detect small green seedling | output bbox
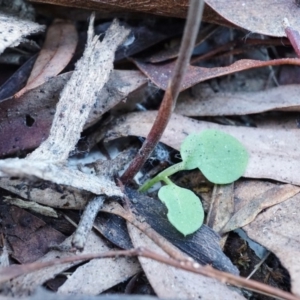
[139,129,249,236]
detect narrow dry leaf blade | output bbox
[0,12,44,55]
[206,184,234,235]
[127,223,245,300]
[0,177,90,209]
[134,58,300,92]
[222,184,300,233]
[105,111,300,185]
[175,84,300,116]
[206,0,300,37]
[4,196,58,218]
[15,19,78,97]
[28,18,130,162]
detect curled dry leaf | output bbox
[15,19,78,97]
[0,11,45,55]
[134,58,300,91]
[105,111,300,185]
[240,185,300,296]
[221,183,300,234]
[206,0,300,37]
[176,84,300,116]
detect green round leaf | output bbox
[180,129,249,184]
[158,184,204,236]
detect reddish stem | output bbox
[121,0,204,183]
[283,18,300,58]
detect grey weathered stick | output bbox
[121,0,204,183]
[72,196,105,250]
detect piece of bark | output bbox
[0,11,44,55]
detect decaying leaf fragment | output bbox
[0,11,44,55]
[15,19,78,97]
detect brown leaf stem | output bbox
[121,0,204,183]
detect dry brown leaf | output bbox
[127,223,245,300]
[15,19,78,97]
[4,196,58,218]
[58,251,140,295]
[0,69,146,157]
[222,183,300,234]
[134,58,300,92]
[0,177,90,209]
[0,11,44,55]
[29,0,189,18]
[105,111,300,185]
[206,184,234,245]
[175,84,300,116]
[242,191,300,296]
[206,0,300,37]
[4,231,139,296]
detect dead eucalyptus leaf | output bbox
[3,231,139,296]
[205,0,300,37]
[4,196,58,218]
[175,84,300,116]
[105,111,300,185]
[243,192,300,296]
[0,177,90,209]
[222,183,300,234]
[0,69,146,157]
[127,223,245,300]
[29,0,189,18]
[134,58,300,92]
[206,184,234,243]
[0,11,44,55]
[15,19,78,97]
[58,251,140,295]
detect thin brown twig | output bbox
[121,0,204,183]
[283,18,300,58]
[1,247,298,300]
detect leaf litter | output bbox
[2,1,300,299]
[15,19,78,97]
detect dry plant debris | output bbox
[15,19,78,97]
[0,11,44,55]
[2,0,300,299]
